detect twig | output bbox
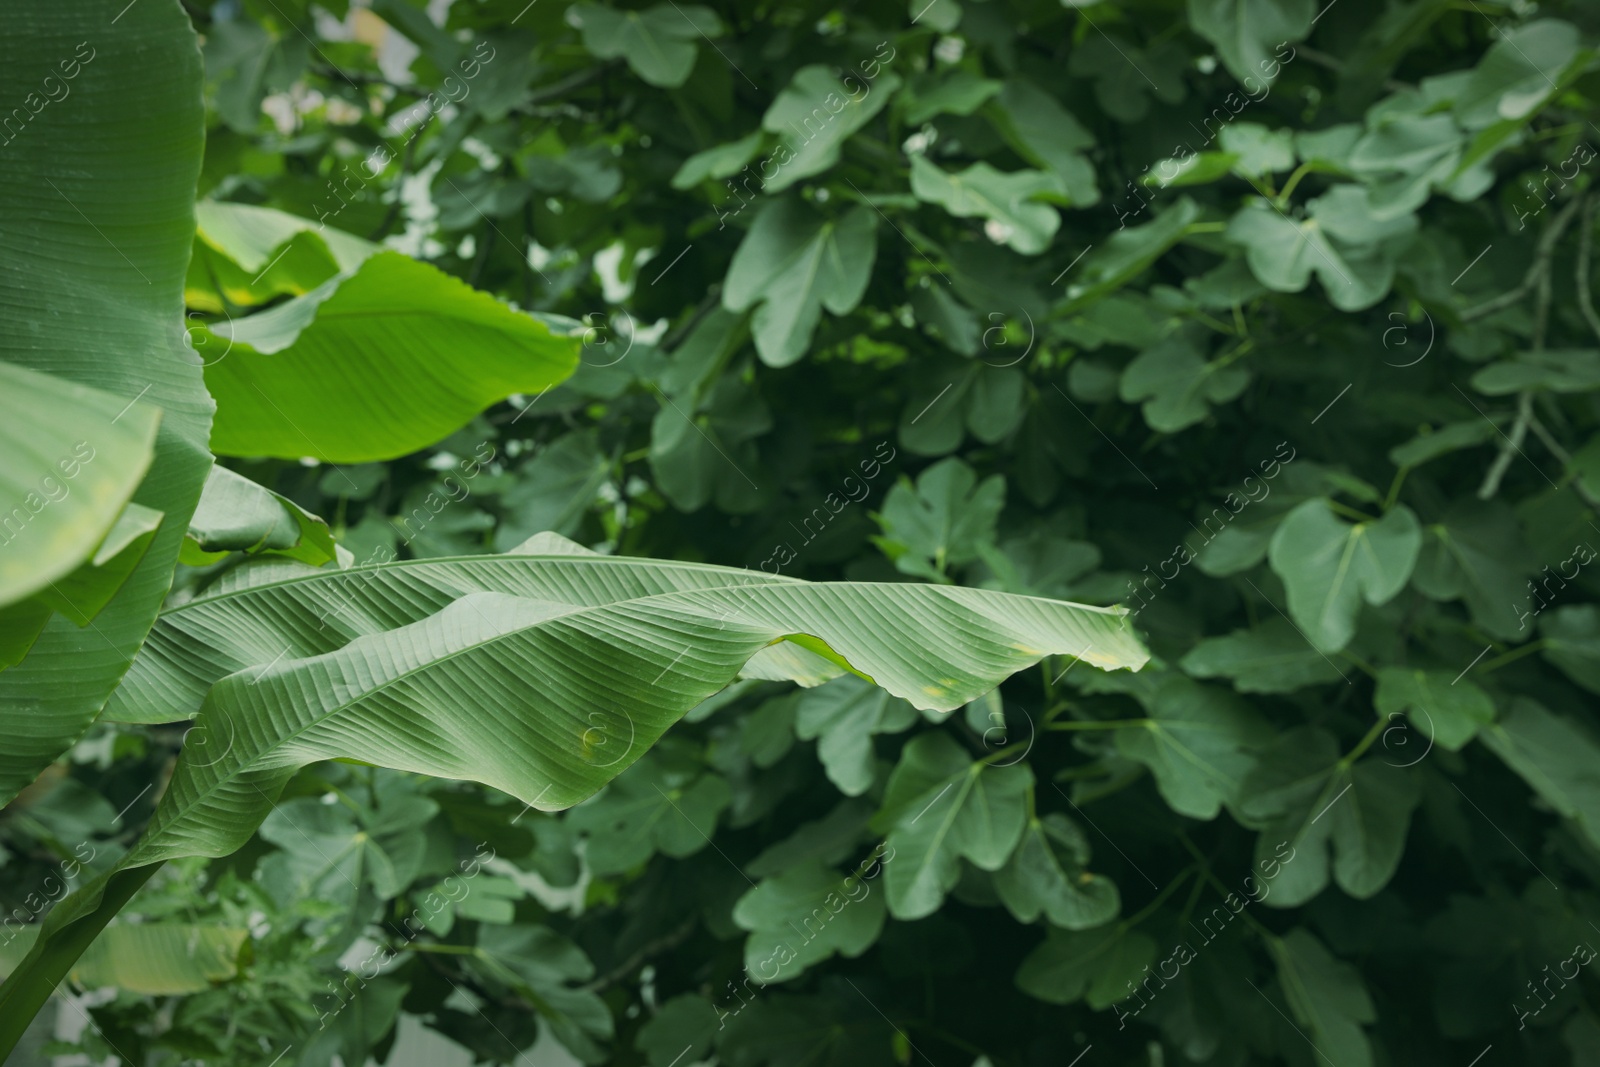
[1528,413,1600,517]
[582,914,698,993]
[520,63,617,110]
[1478,391,1533,500]
[1461,196,1584,322]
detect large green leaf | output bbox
[0,0,213,805]
[1111,675,1273,820]
[204,251,581,462]
[109,539,1146,726]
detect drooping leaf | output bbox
[205,250,581,462]
[185,465,336,565]
[1480,699,1600,853]
[909,157,1062,255]
[1180,619,1346,693]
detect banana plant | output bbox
[0,0,1150,1055]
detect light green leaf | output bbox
[722,200,877,367]
[1218,122,1296,178]
[732,863,888,981]
[902,69,1001,125]
[1186,0,1312,85]
[874,457,1005,580]
[1015,924,1157,1009]
[568,3,723,88]
[876,732,1032,919]
[1232,184,1417,306]
[205,251,581,462]
[0,364,160,610]
[0,0,214,804]
[993,813,1120,929]
[1119,332,1250,433]
[1268,499,1421,652]
[761,66,901,192]
[0,924,246,995]
[1180,620,1345,693]
[671,131,765,189]
[794,676,919,796]
[190,199,375,310]
[1374,668,1496,752]
[1270,929,1376,1067]
[1113,675,1272,819]
[1452,19,1583,130]
[185,465,336,566]
[910,156,1062,255]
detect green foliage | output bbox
[10,0,1600,1065]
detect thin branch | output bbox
[1528,413,1600,517]
[1478,391,1533,500]
[521,62,618,109]
[582,914,698,993]
[1461,195,1584,323]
